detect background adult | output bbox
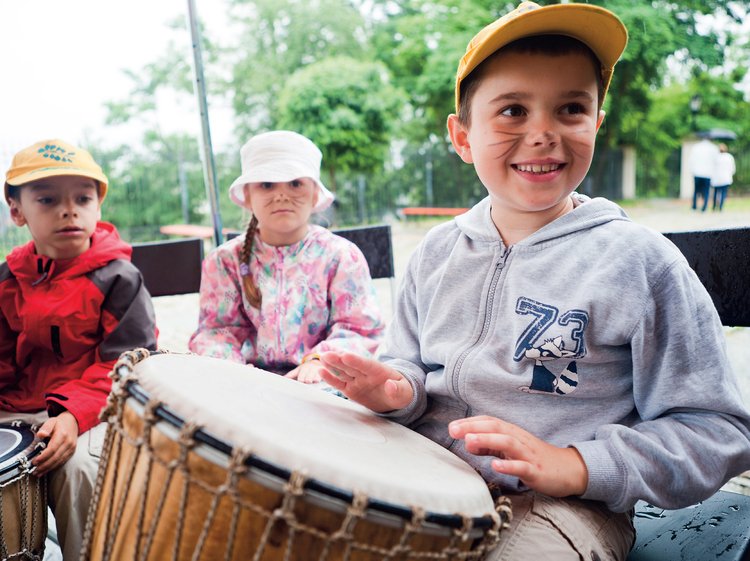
[690,136,720,212]
[712,143,736,211]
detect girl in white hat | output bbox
[189,131,384,383]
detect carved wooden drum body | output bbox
[0,422,47,561]
[83,351,510,561]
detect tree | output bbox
[226,0,369,138]
[276,57,404,192]
[97,0,750,230]
[88,134,214,241]
[368,0,750,198]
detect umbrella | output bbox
[699,128,738,141]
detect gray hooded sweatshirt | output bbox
[382,195,750,513]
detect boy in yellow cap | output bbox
[1,139,157,560]
[320,2,750,558]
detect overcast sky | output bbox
[0,0,230,172]
[2,1,748,176]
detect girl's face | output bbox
[243,178,319,246]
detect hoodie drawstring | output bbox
[31,258,52,286]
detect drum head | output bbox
[130,354,495,519]
[0,424,39,481]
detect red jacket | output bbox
[0,222,157,433]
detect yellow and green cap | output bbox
[4,139,109,203]
[455,1,628,112]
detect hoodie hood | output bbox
[455,194,631,247]
[6,221,131,285]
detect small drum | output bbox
[0,422,47,561]
[83,350,511,561]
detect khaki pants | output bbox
[0,410,105,561]
[487,492,635,561]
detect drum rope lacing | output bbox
[0,435,47,561]
[81,349,512,560]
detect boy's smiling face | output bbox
[449,49,604,240]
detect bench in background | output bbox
[136,225,395,308]
[131,237,204,297]
[401,207,468,217]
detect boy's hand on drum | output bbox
[33,411,79,476]
[285,360,325,384]
[449,415,589,498]
[319,351,413,412]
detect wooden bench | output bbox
[401,207,469,217]
[627,226,750,561]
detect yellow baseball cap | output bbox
[4,139,109,203]
[455,1,628,112]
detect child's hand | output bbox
[285,360,325,384]
[319,351,413,413]
[449,415,589,498]
[32,411,79,476]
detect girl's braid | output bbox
[239,215,262,308]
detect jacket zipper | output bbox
[31,258,52,286]
[451,246,512,401]
[50,325,63,357]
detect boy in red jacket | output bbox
[1,139,157,560]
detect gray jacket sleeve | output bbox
[575,259,750,511]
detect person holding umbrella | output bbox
[689,134,720,212]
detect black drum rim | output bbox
[124,378,497,532]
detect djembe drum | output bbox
[0,422,47,561]
[82,350,511,561]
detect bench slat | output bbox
[664,227,750,327]
[628,490,750,561]
[131,238,204,297]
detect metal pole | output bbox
[186,0,223,245]
[425,145,434,207]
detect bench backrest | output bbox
[330,225,395,280]
[131,237,204,297]
[663,227,750,327]
[133,224,395,297]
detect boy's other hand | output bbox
[319,351,413,412]
[32,411,79,476]
[449,415,588,498]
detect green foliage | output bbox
[276,57,404,190]
[368,1,492,138]
[84,134,243,242]
[90,0,750,233]
[227,0,368,138]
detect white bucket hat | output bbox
[228,130,335,213]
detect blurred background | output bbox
[1,0,749,254]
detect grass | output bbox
[724,195,750,211]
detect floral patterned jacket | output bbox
[188,225,384,371]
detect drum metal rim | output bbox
[0,423,44,483]
[125,379,497,535]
